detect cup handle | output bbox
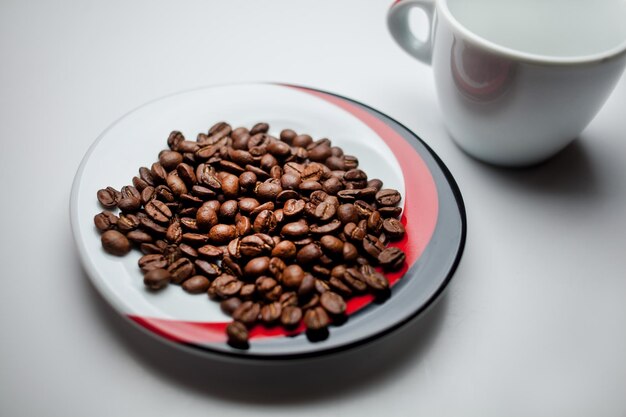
[387,0,435,65]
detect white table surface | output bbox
[2,1,625,416]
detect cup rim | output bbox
[437,0,626,65]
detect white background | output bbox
[1,1,625,416]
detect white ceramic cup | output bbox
[388,0,626,166]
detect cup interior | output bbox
[445,0,626,59]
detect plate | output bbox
[70,83,466,359]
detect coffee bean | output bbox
[97,188,119,208]
[296,243,322,265]
[252,209,277,234]
[144,269,171,290]
[271,240,296,259]
[212,274,243,298]
[382,217,405,240]
[159,150,183,171]
[304,306,329,330]
[101,230,131,256]
[194,259,221,279]
[343,242,359,262]
[239,233,274,257]
[209,224,236,245]
[314,201,336,222]
[182,232,209,246]
[179,243,198,258]
[255,181,282,200]
[283,199,305,217]
[182,275,210,293]
[320,235,344,257]
[198,244,222,259]
[166,220,183,244]
[309,219,342,235]
[281,221,309,239]
[360,264,389,291]
[337,204,359,224]
[260,302,282,324]
[376,189,402,207]
[226,321,249,345]
[219,200,239,220]
[145,200,172,223]
[221,173,239,199]
[378,247,406,270]
[329,276,353,296]
[94,211,118,232]
[320,291,346,315]
[138,253,168,272]
[280,264,304,288]
[281,305,302,327]
[363,234,385,259]
[168,258,195,284]
[233,301,260,325]
[243,256,270,278]
[127,230,153,244]
[342,268,368,292]
[220,298,242,315]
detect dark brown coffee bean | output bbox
[165,219,182,244]
[117,196,141,213]
[281,264,304,288]
[218,200,238,220]
[227,238,241,259]
[376,189,402,207]
[318,235,344,257]
[243,256,270,278]
[167,130,185,150]
[296,243,322,265]
[144,269,171,290]
[151,162,167,184]
[280,172,301,190]
[382,217,405,240]
[226,321,249,345]
[178,243,198,258]
[194,260,221,278]
[309,219,342,235]
[291,133,312,147]
[127,230,153,244]
[367,211,383,234]
[354,200,375,218]
[279,129,297,143]
[320,291,346,315]
[325,156,345,171]
[344,222,366,241]
[283,199,305,217]
[212,274,243,298]
[342,267,368,292]
[281,221,309,239]
[343,242,359,262]
[181,233,208,246]
[360,264,389,291]
[144,200,172,223]
[237,172,256,192]
[267,140,291,157]
[138,253,168,272]
[176,163,197,185]
[363,234,385,259]
[239,234,274,257]
[154,185,175,203]
[249,201,274,217]
[337,204,359,224]
[159,150,183,171]
[378,247,406,270]
[139,242,162,255]
[166,171,187,196]
[253,210,277,234]
[304,306,329,330]
[301,163,324,182]
[255,181,282,201]
[182,275,210,294]
[248,133,271,150]
[94,211,118,232]
[97,188,119,208]
[140,186,156,205]
[322,177,343,195]
[314,201,336,222]
[168,258,195,284]
[281,305,302,327]
[220,298,242,315]
[132,176,149,192]
[299,180,322,192]
[221,173,240,199]
[232,301,260,325]
[139,216,167,235]
[237,198,259,215]
[101,230,131,256]
[260,302,282,324]
[276,190,299,203]
[301,293,320,310]
[308,144,332,163]
[197,244,222,259]
[329,276,353,296]
[296,273,315,297]
[367,178,383,191]
[237,215,252,238]
[314,279,330,294]
[208,121,232,138]
[196,204,219,231]
[271,240,296,259]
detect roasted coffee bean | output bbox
[307,143,332,163]
[367,211,383,234]
[140,242,162,255]
[221,297,242,315]
[280,129,297,143]
[238,171,257,191]
[222,255,243,278]
[252,210,277,233]
[138,253,168,272]
[141,186,156,205]
[363,234,385,259]
[320,291,346,315]
[236,215,252,237]
[196,164,222,190]
[329,276,353,296]
[376,189,402,207]
[127,230,153,244]
[342,268,368,292]
[232,301,261,325]
[182,275,210,294]
[94,211,118,232]
[314,201,336,222]
[221,173,240,199]
[219,200,239,220]
[378,247,406,270]
[97,187,119,208]
[182,233,209,246]
[145,200,172,223]
[227,238,241,259]
[140,216,167,235]
[296,243,323,265]
[281,264,305,288]
[144,269,171,290]
[226,321,249,345]
[166,170,187,196]
[194,259,221,278]
[260,302,282,324]
[198,244,222,259]
[159,150,183,171]
[360,264,389,291]
[354,200,375,218]
[309,219,342,235]
[281,221,309,239]
[314,278,330,294]
[243,256,270,278]
[101,230,131,256]
[297,273,316,297]
[344,222,366,241]
[132,176,149,192]
[195,204,219,231]
[168,258,195,284]
[212,274,243,298]
[176,163,197,185]
[337,204,359,224]
[150,162,168,184]
[163,220,182,244]
[299,180,322,192]
[117,195,141,212]
[292,134,313,148]
[281,305,302,327]
[301,293,320,310]
[283,199,305,217]
[207,221,234,242]
[271,240,297,259]
[320,235,344,257]
[379,206,403,218]
[209,121,232,138]
[239,234,274,257]
[304,306,329,330]
[167,131,185,150]
[239,283,255,299]
[367,178,383,191]
[255,181,282,201]
[343,242,359,262]
[325,156,345,170]
[180,217,199,232]
[322,177,343,195]
[178,243,198,258]
[382,217,405,240]
[154,185,175,203]
[238,198,259,215]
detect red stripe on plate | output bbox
[128,86,439,343]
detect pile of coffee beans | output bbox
[94,122,406,348]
